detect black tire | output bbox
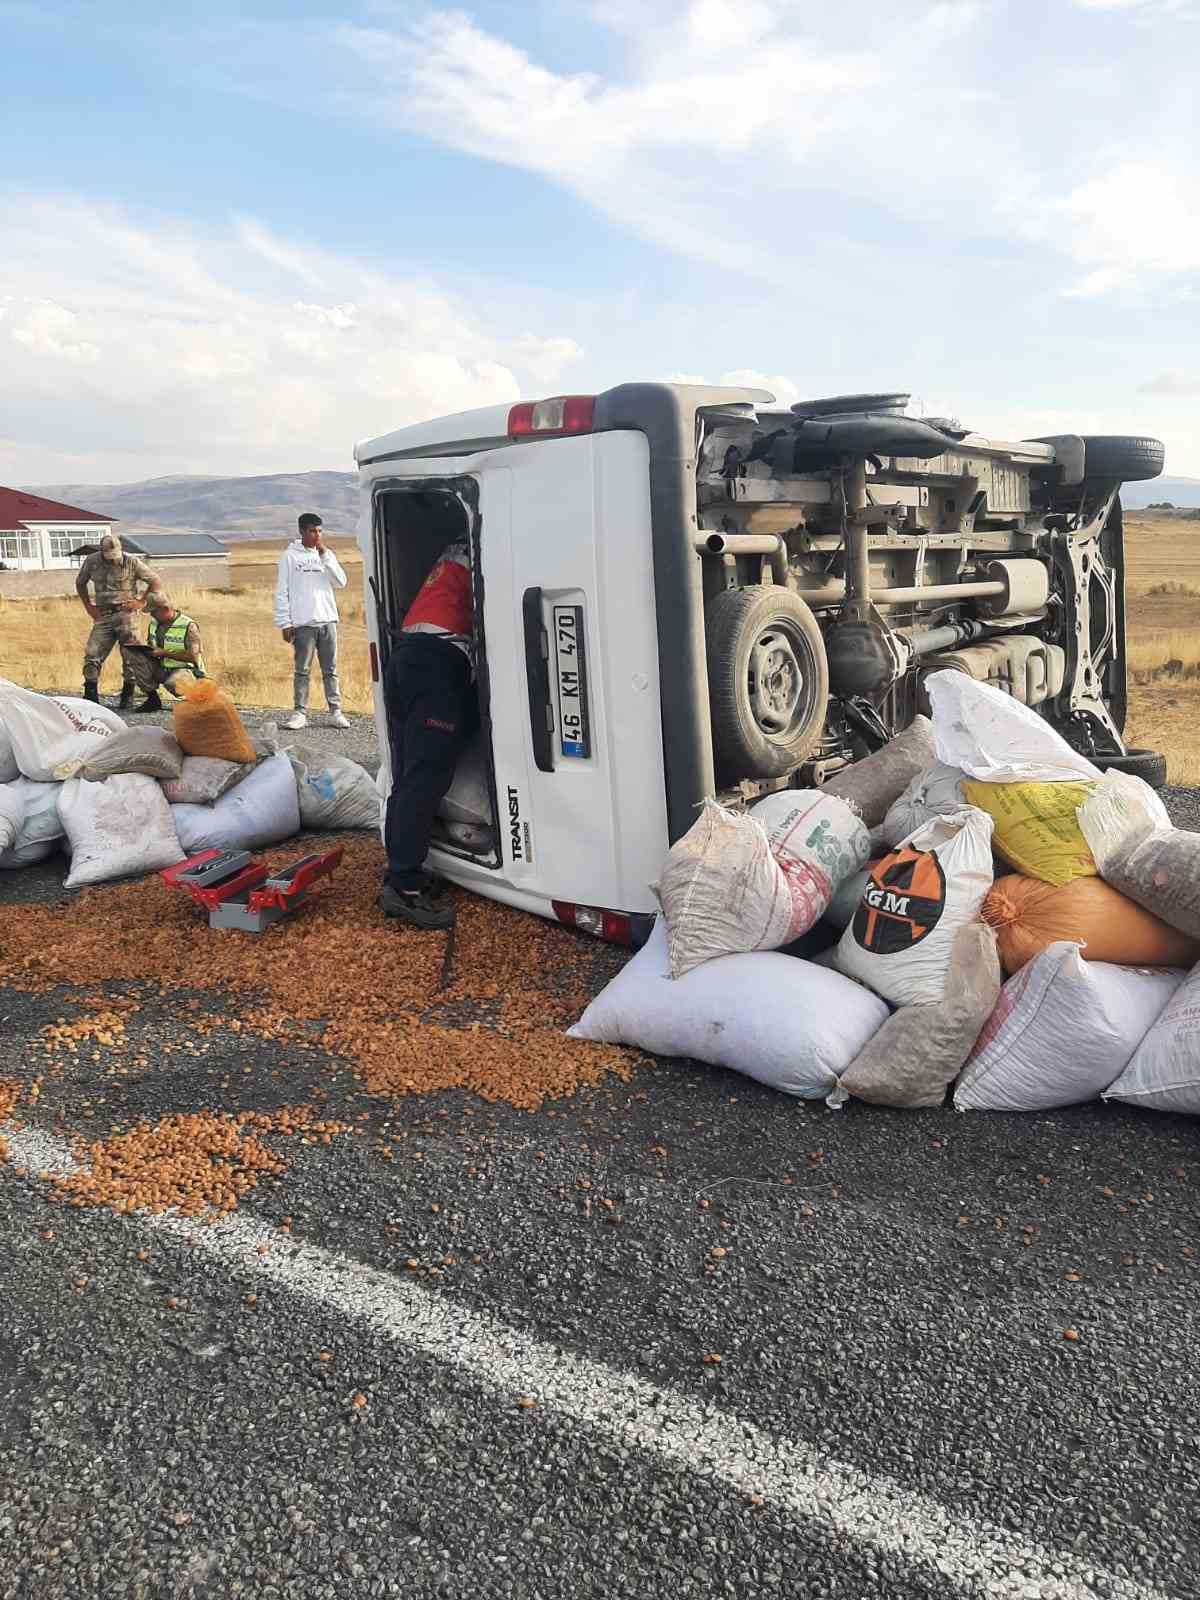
[705,585,829,783]
[1082,435,1164,483]
[1091,747,1168,790]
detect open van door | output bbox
[362,429,667,940]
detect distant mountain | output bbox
[26,463,1200,538]
[25,471,359,541]
[1122,475,1200,510]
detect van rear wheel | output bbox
[706,585,829,784]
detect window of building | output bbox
[48,531,83,560]
[0,532,39,563]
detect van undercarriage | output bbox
[690,391,1163,800]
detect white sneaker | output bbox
[281,711,307,730]
[327,710,351,728]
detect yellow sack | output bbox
[961,779,1096,887]
[172,678,256,765]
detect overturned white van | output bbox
[355,384,1164,946]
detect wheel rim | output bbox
[747,621,818,742]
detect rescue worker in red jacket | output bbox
[379,540,478,929]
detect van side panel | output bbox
[475,429,666,915]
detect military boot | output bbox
[118,685,135,711]
[82,683,100,704]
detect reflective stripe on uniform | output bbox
[151,612,206,676]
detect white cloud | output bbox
[325,5,888,285]
[236,217,329,289]
[1055,160,1200,294]
[304,2,1199,303]
[506,334,583,386]
[0,194,583,480]
[719,370,802,407]
[1140,371,1200,396]
[293,301,359,329]
[1072,0,1197,12]
[10,300,100,364]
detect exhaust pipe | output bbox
[696,532,788,587]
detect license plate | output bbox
[552,604,591,759]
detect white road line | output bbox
[3,1123,1171,1600]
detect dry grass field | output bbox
[1,518,1197,778]
[1123,514,1200,784]
[0,538,375,715]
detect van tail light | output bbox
[552,901,655,949]
[508,395,595,439]
[369,641,380,683]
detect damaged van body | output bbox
[355,384,1164,944]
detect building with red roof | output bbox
[0,487,115,572]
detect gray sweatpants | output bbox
[292,622,341,711]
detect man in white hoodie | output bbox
[273,512,350,729]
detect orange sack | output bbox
[982,873,1200,976]
[172,678,256,765]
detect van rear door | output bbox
[464,429,666,923]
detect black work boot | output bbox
[134,691,163,713]
[118,684,135,711]
[378,884,455,930]
[82,682,100,704]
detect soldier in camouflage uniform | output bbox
[74,533,162,708]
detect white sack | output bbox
[0,679,126,782]
[170,751,300,853]
[0,779,66,869]
[60,773,184,887]
[568,918,889,1098]
[926,670,1100,784]
[1076,770,1171,871]
[656,794,869,977]
[0,783,22,853]
[1074,771,1200,937]
[749,788,869,883]
[834,806,995,1006]
[880,762,968,849]
[955,942,1184,1112]
[438,734,491,828]
[0,724,18,785]
[161,756,250,805]
[1104,960,1200,1114]
[285,745,380,830]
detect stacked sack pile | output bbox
[572,670,1200,1118]
[0,676,380,889]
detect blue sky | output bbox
[2,0,1199,482]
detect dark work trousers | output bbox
[383,633,478,892]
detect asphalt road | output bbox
[1,775,1198,1599]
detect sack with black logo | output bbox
[834,806,995,1006]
